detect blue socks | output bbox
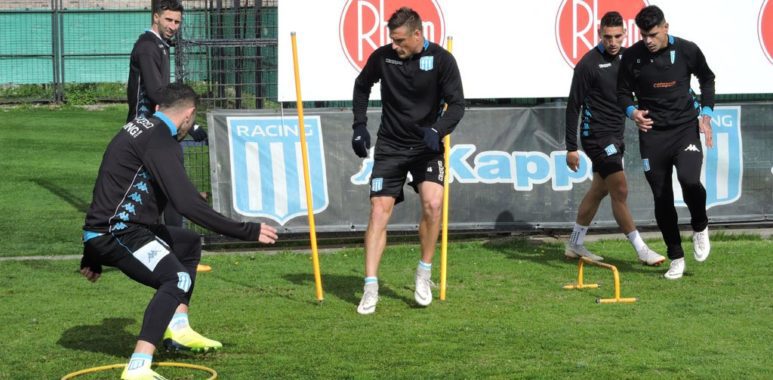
[418,261,432,271]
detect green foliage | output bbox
[0,238,771,379]
[64,83,126,105]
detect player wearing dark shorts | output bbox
[617,5,716,280]
[79,84,278,380]
[564,11,664,266]
[350,7,464,315]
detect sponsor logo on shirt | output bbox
[653,81,676,88]
[385,58,403,65]
[598,62,611,68]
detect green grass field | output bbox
[1,106,771,379]
[1,237,771,379]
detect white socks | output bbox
[626,230,647,253]
[569,224,589,247]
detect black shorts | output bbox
[370,142,444,204]
[581,135,625,178]
[82,224,200,296]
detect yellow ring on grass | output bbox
[61,362,217,380]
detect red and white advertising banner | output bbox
[278,0,773,101]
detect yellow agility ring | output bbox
[61,362,217,380]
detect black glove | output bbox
[189,124,208,142]
[351,124,371,158]
[422,127,441,152]
[80,255,102,275]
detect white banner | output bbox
[278,0,773,101]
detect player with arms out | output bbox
[80,84,278,380]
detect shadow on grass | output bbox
[483,236,658,275]
[282,273,414,307]
[57,317,137,358]
[33,178,90,213]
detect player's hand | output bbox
[632,109,653,132]
[566,151,580,172]
[189,124,208,142]
[258,224,278,244]
[80,256,102,283]
[699,115,713,148]
[422,127,441,152]
[351,124,371,158]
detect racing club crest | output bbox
[227,116,329,224]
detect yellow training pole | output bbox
[440,36,453,301]
[291,32,324,301]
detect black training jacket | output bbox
[617,35,715,128]
[127,31,170,122]
[565,44,626,151]
[83,114,261,241]
[353,40,465,148]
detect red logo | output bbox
[555,0,648,68]
[339,0,446,72]
[759,0,773,64]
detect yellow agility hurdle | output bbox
[563,257,638,304]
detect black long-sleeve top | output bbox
[83,113,261,241]
[353,40,465,147]
[617,35,716,128]
[126,30,170,122]
[565,44,626,151]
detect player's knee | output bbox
[609,183,628,202]
[677,175,703,191]
[370,201,394,221]
[422,197,442,216]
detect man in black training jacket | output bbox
[617,5,716,280]
[80,83,278,380]
[350,7,464,315]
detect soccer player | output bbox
[617,5,715,280]
[564,11,665,266]
[127,0,207,230]
[80,83,278,380]
[350,7,464,314]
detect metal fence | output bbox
[0,1,152,103]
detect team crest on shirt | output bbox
[419,56,434,71]
[227,116,329,225]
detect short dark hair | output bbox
[635,5,665,31]
[158,83,198,110]
[153,0,184,15]
[599,11,624,29]
[387,7,422,33]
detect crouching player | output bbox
[79,83,278,380]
